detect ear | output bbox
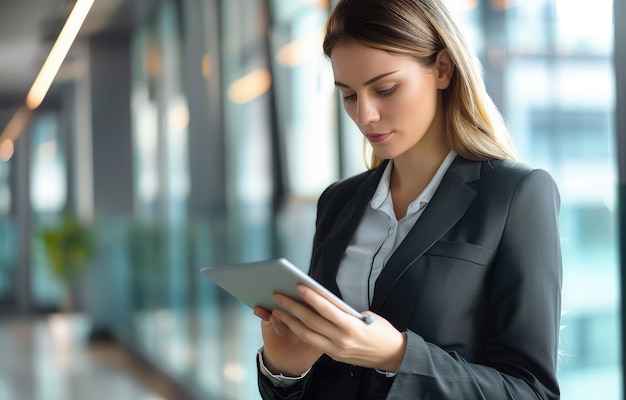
[435,49,454,90]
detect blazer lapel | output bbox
[370,157,482,311]
[318,162,388,294]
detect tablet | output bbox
[201,258,372,323]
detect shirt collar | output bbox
[370,150,458,213]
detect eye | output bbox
[342,93,357,102]
[378,85,397,96]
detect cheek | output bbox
[396,85,438,120]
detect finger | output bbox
[296,285,359,329]
[271,299,367,358]
[269,314,289,336]
[272,293,341,337]
[272,308,333,349]
[254,306,271,321]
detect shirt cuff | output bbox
[257,347,311,388]
[374,331,406,377]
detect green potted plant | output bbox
[38,214,95,314]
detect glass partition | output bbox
[498,0,620,398]
[221,0,275,264]
[129,0,279,398]
[128,0,198,388]
[29,112,68,308]
[270,0,338,198]
[268,0,338,267]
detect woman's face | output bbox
[330,41,451,161]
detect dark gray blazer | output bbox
[258,156,562,400]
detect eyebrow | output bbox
[334,70,400,89]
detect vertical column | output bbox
[90,34,134,217]
[87,32,134,339]
[14,121,32,314]
[179,0,227,316]
[182,0,226,218]
[72,48,95,223]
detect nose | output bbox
[356,97,380,125]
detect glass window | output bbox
[499,1,620,398]
[128,0,197,388]
[221,0,275,264]
[270,0,338,197]
[29,112,68,307]
[269,0,338,267]
[554,0,613,55]
[29,113,67,215]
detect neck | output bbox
[389,141,450,220]
[391,141,450,192]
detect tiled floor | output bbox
[0,314,174,400]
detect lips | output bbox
[365,132,392,144]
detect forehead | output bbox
[330,42,421,83]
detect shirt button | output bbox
[350,365,360,377]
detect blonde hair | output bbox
[323,0,516,169]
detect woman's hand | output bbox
[270,284,407,373]
[254,305,323,377]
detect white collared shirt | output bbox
[336,150,457,312]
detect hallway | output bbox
[0,315,174,400]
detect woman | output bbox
[254,0,562,399]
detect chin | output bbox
[371,147,403,161]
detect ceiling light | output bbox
[25,0,95,110]
[0,107,31,143]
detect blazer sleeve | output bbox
[387,168,562,400]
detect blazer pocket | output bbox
[427,241,494,267]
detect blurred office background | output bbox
[0,0,622,399]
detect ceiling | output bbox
[0,0,135,107]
